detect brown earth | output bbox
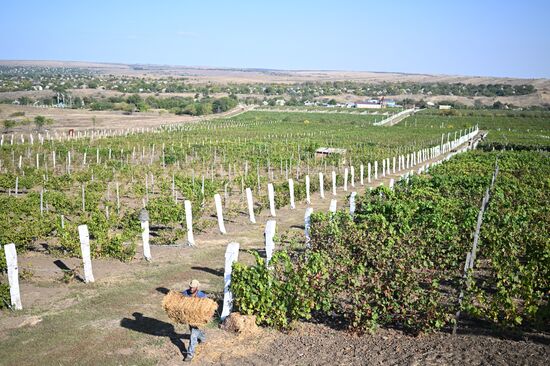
[0,103,252,133]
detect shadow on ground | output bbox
[191,266,224,277]
[120,312,189,357]
[53,259,84,282]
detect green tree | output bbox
[17,96,32,105]
[33,115,53,131]
[2,119,16,133]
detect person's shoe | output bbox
[184,353,194,362]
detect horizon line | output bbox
[0,58,546,81]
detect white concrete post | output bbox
[82,184,85,211]
[116,182,120,212]
[382,159,386,177]
[221,242,240,321]
[368,163,372,183]
[349,192,357,215]
[350,166,355,187]
[184,200,195,246]
[319,172,325,199]
[265,220,276,266]
[374,161,378,180]
[141,221,152,261]
[78,225,95,283]
[304,207,313,245]
[4,244,22,310]
[389,178,395,190]
[344,168,349,191]
[393,156,396,173]
[332,171,336,195]
[288,179,295,209]
[268,183,276,217]
[329,199,337,213]
[305,175,311,204]
[360,164,364,185]
[214,193,227,234]
[245,188,256,223]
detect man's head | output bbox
[189,279,200,294]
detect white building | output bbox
[356,102,382,109]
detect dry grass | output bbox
[162,290,217,327]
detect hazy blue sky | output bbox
[1,0,549,78]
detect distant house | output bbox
[356,101,382,109]
[439,105,452,110]
[275,99,286,106]
[315,147,347,159]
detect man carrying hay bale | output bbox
[182,279,208,361]
[162,279,217,361]
[182,280,210,361]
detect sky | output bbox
[1,0,549,78]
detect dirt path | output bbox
[375,108,420,126]
[3,133,546,365]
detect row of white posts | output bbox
[0,109,275,147]
[2,127,480,310]
[1,126,478,174]
[0,127,164,147]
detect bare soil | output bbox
[217,322,549,366]
[0,104,252,133]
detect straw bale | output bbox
[162,290,217,327]
[221,312,258,333]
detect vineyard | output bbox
[398,109,550,150]
[0,107,548,364]
[228,110,549,335]
[0,111,464,263]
